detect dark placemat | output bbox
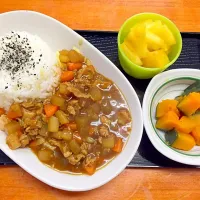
[0,31,200,167]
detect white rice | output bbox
[0,31,60,110]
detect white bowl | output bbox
[143,68,200,166]
[0,11,143,191]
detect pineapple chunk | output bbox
[154,20,162,25]
[148,23,176,46]
[142,50,169,68]
[130,23,146,38]
[120,43,143,66]
[125,23,148,58]
[145,20,162,29]
[142,19,153,28]
[121,19,176,69]
[146,31,168,51]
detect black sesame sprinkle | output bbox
[0,31,46,88]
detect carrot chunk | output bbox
[44,104,58,117]
[112,137,123,153]
[60,71,74,82]
[68,63,82,71]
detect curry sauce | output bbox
[2,49,132,175]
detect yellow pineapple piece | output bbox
[142,19,153,28]
[146,31,168,51]
[120,43,143,66]
[125,23,148,58]
[142,50,170,68]
[145,20,162,29]
[148,23,176,46]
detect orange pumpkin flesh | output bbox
[175,116,196,134]
[189,113,200,127]
[156,99,180,118]
[172,131,195,151]
[156,111,179,131]
[177,92,200,116]
[191,126,200,145]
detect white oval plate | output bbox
[0,11,143,191]
[143,68,200,166]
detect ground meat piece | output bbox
[65,83,90,98]
[19,134,30,147]
[22,101,43,117]
[79,99,86,107]
[100,115,111,125]
[33,136,45,146]
[98,136,102,144]
[21,100,35,109]
[67,105,76,115]
[95,151,101,158]
[83,153,96,167]
[43,97,51,105]
[35,103,43,115]
[110,122,119,131]
[63,151,72,158]
[77,66,95,79]
[23,118,38,128]
[48,139,61,148]
[68,154,85,165]
[99,125,109,137]
[6,134,21,150]
[36,119,43,129]
[89,126,98,137]
[22,108,36,119]
[117,109,131,126]
[0,115,10,131]
[49,139,73,158]
[59,142,72,158]
[28,135,37,141]
[23,116,42,136]
[80,142,92,155]
[102,148,111,156]
[41,114,48,123]
[43,141,56,150]
[67,100,80,116]
[74,77,92,87]
[68,100,79,106]
[25,127,39,136]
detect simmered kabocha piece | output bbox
[165,129,195,151]
[156,99,180,118]
[156,111,179,131]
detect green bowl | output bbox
[118,12,182,79]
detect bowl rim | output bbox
[150,76,200,156]
[0,10,144,191]
[117,12,183,72]
[143,68,200,166]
